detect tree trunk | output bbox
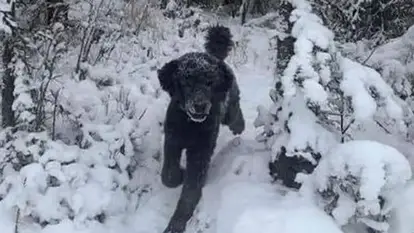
[1,1,17,128]
[2,39,16,128]
[160,0,169,9]
[275,1,295,82]
[46,0,69,24]
[240,0,250,25]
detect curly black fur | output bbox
[157,25,245,233]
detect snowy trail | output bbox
[127,65,274,233]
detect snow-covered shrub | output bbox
[14,23,68,132]
[310,0,414,43]
[0,129,131,225]
[342,25,414,140]
[255,92,337,189]
[0,0,15,36]
[0,1,171,229]
[340,25,414,101]
[0,130,47,175]
[304,140,412,232]
[0,66,162,231]
[254,0,338,188]
[255,0,407,189]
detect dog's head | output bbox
[157,53,233,123]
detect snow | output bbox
[218,182,344,233]
[233,200,343,233]
[283,93,337,155]
[290,9,334,50]
[389,180,414,233]
[124,21,278,231]
[337,25,414,165]
[314,140,412,200]
[0,0,14,35]
[307,140,412,230]
[340,57,403,121]
[281,2,333,104]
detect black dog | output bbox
[157,25,245,233]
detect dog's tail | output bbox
[204,25,234,61]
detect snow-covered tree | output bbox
[255,1,413,232]
[255,0,407,187]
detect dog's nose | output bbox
[194,102,208,113]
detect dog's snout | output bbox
[187,98,211,114]
[194,102,209,113]
[187,90,212,114]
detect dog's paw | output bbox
[163,229,184,233]
[229,117,245,135]
[161,167,184,188]
[163,222,186,233]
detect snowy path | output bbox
[127,65,275,233]
[126,65,343,233]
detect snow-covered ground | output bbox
[128,56,277,233]
[120,54,343,233]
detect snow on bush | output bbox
[0,129,132,226]
[254,2,413,233]
[310,0,414,43]
[281,0,333,103]
[254,0,339,189]
[255,0,407,191]
[255,92,338,189]
[339,56,403,121]
[0,0,15,35]
[338,25,414,159]
[303,140,412,232]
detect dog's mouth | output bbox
[184,100,211,123]
[186,110,208,123]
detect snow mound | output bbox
[217,182,343,233]
[389,180,414,233]
[308,140,412,231]
[314,140,412,200]
[233,203,343,233]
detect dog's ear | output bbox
[157,60,179,95]
[216,62,234,95]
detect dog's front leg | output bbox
[161,134,184,188]
[227,100,245,135]
[220,83,245,135]
[163,147,212,233]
